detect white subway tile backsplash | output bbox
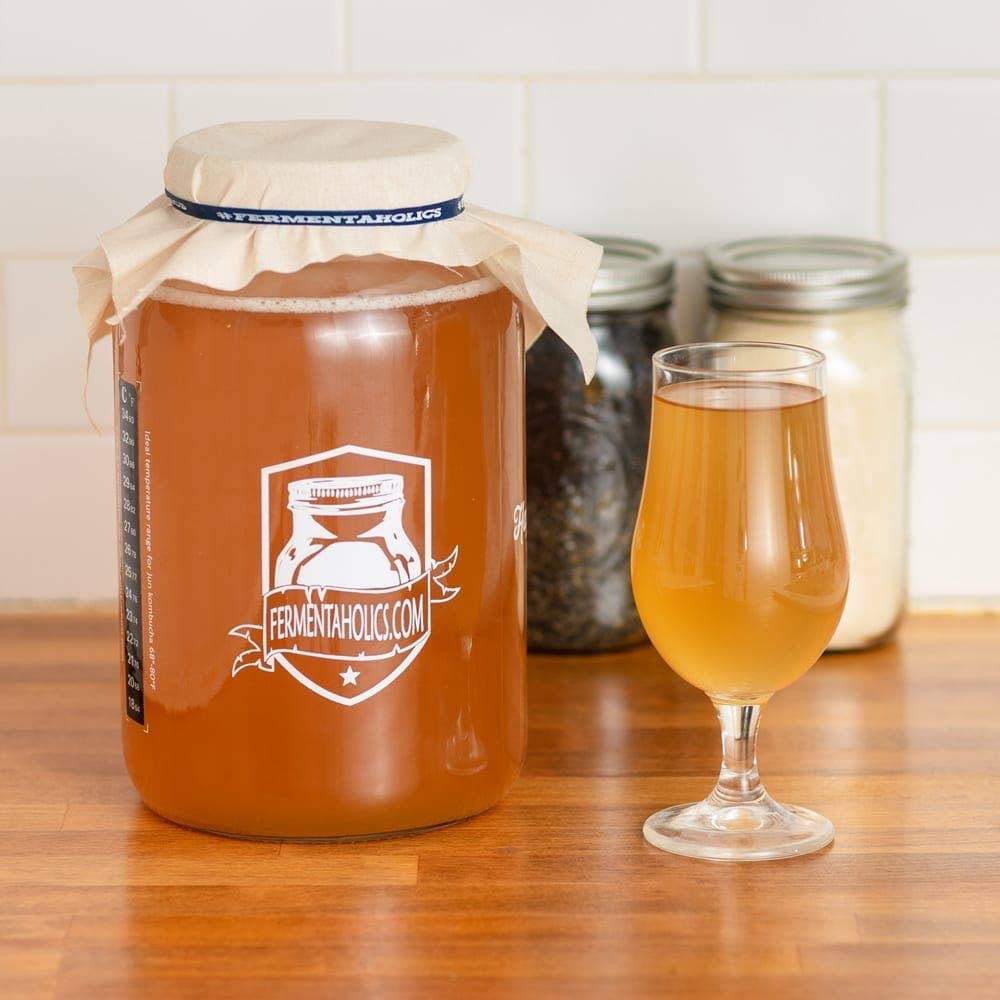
[0,85,168,253]
[0,0,343,76]
[909,430,1000,601]
[0,1,996,607]
[672,254,709,344]
[350,0,697,75]
[0,435,117,602]
[3,259,113,430]
[908,257,1000,430]
[529,81,877,250]
[174,81,524,214]
[887,81,1000,251]
[708,0,1000,73]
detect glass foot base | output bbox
[643,792,834,862]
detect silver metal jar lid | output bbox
[586,236,676,312]
[706,235,908,313]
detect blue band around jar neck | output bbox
[165,190,465,227]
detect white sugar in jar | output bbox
[705,236,910,652]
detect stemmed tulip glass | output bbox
[631,342,849,861]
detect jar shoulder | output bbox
[527,312,675,395]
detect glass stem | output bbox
[709,702,767,806]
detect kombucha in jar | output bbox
[78,121,601,839]
[117,259,524,838]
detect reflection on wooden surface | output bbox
[0,614,997,996]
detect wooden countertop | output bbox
[1,614,998,998]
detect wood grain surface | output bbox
[1,613,998,998]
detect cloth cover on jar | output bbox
[74,120,602,377]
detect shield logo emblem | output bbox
[228,444,459,706]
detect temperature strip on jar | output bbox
[119,379,144,726]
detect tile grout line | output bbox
[0,427,115,438]
[166,80,178,143]
[0,250,105,261]
[11,246,1000,260]
[912,425,1000,434]
[909,598,1000,611]
[11,242,1000,275]
[1,421,999,438]
[875,76,888,240]
[9,244,1000,264]
[4,70,1000,85]
[0,257,7,429]
[697,0,709,74]
[341,0,352,76]
[520,80,532,218]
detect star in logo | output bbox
[339,666,360,687]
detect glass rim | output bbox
[652,340,826,377]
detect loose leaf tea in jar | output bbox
[526,237,676,652]
[74,121,600,840]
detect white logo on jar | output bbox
[228,445,459,706]
[513,501,527,543]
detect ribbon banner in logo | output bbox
[229,546,460,678]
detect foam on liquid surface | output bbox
[149,274,503,314]
[658,379,821,411]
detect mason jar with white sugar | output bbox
[704,236,910,652]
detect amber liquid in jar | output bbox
[116,257,526,839]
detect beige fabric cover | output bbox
[74,120,601,376]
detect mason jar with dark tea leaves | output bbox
[526,237,676,652]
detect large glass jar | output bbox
[116,257,527,838]
[526,238,676,651]
[705,236,910,651]
[82,120,599,840]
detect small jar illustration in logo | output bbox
[230,449,460,707]
[275,475,421,590]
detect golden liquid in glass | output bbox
[631,380,848,703]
